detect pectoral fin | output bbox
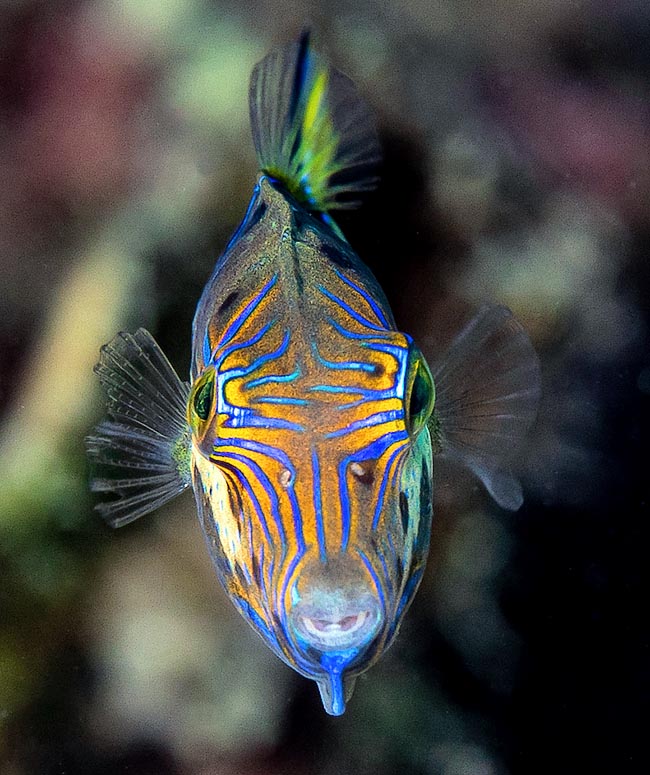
[86,329,192,527]
[432,306,541,511]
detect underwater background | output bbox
[0,1,648,773]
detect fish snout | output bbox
[290,585,383,652]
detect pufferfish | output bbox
[86,33,541,715]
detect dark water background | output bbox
[0,1,648,773]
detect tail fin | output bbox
[86,329,192,527]
[249,31,381,214]
[432,306,541,511]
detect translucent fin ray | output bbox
[85,329,192,527]
[249,30,381,213]
[433,306,541,511]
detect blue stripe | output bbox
[377,546,394,597]
[318,285,386,331]
[245,368,301,389]
[216,436,293,471]
[357,548,387,616]
[218,273,278,349]
[223,182,261,254]
[372,442,408,530]
[311,448,326,562]
[220,328,291,381]
[335,271,391,327]
[352,430,408,463]
[337,458,351,552]
[202,329,211,365]
[225,410,305,432]
[329,318,393,341]
[215,437,305,553]
[277,552,315,676]
[213,454,280,548]
[216,319,276,366]
[395,566,424,621]
[215,449,287,548]
[252,396,310,406]
[239,562,252,584]
[308,384,391,398]
[325,409,403,439]
[232,593,279,647]
[311,341,376,373]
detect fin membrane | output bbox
[433,306,541,511]
[86,329,192,527]
[249,31,381,214]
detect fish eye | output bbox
[406,349,435,436]
[190,368,215,425]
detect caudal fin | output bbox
[249,31,381,214]
[433,306,541,511]
[85,329,192,527]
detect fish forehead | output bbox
[191,176,397,378]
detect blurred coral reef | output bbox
[0,1,647,774]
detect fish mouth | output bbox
[292,602,381,652]
[300,610,372,648]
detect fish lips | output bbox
[289,594,383,653]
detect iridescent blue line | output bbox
[239,561,252,584]
[277,552,314,676]
[394,566,424,622]
[334,271,391,328]
[216,449,287,547]
[318,285,385,331]
[372,442,409,530]
[215,436,305,553]
[337,457,352,552]
[387,531,398,576]
[311,341,376,373]
[252,396,310,406]
[377,545,394,598]
[311,447,327,563]
[329,318,393,341]
[232,594,279,648]
[352,429,408,463]
[224,409,305,432]
[325,409,403,439]
[216,318,276,366]
[223,181,261,254]
[357,547,387,617]
[308,384,392,398]
[245,368,301,389]
[221,328,290,381]
[213,454,277,548]
[217,273,278,350]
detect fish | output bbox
[86,32,541,716]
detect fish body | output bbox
[87,34,540,715]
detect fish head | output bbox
[185,179,436,713]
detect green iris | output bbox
[192,371,215,422]
[407,351,435,435]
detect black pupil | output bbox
[409,365,431,424]
[194,378,213,421]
